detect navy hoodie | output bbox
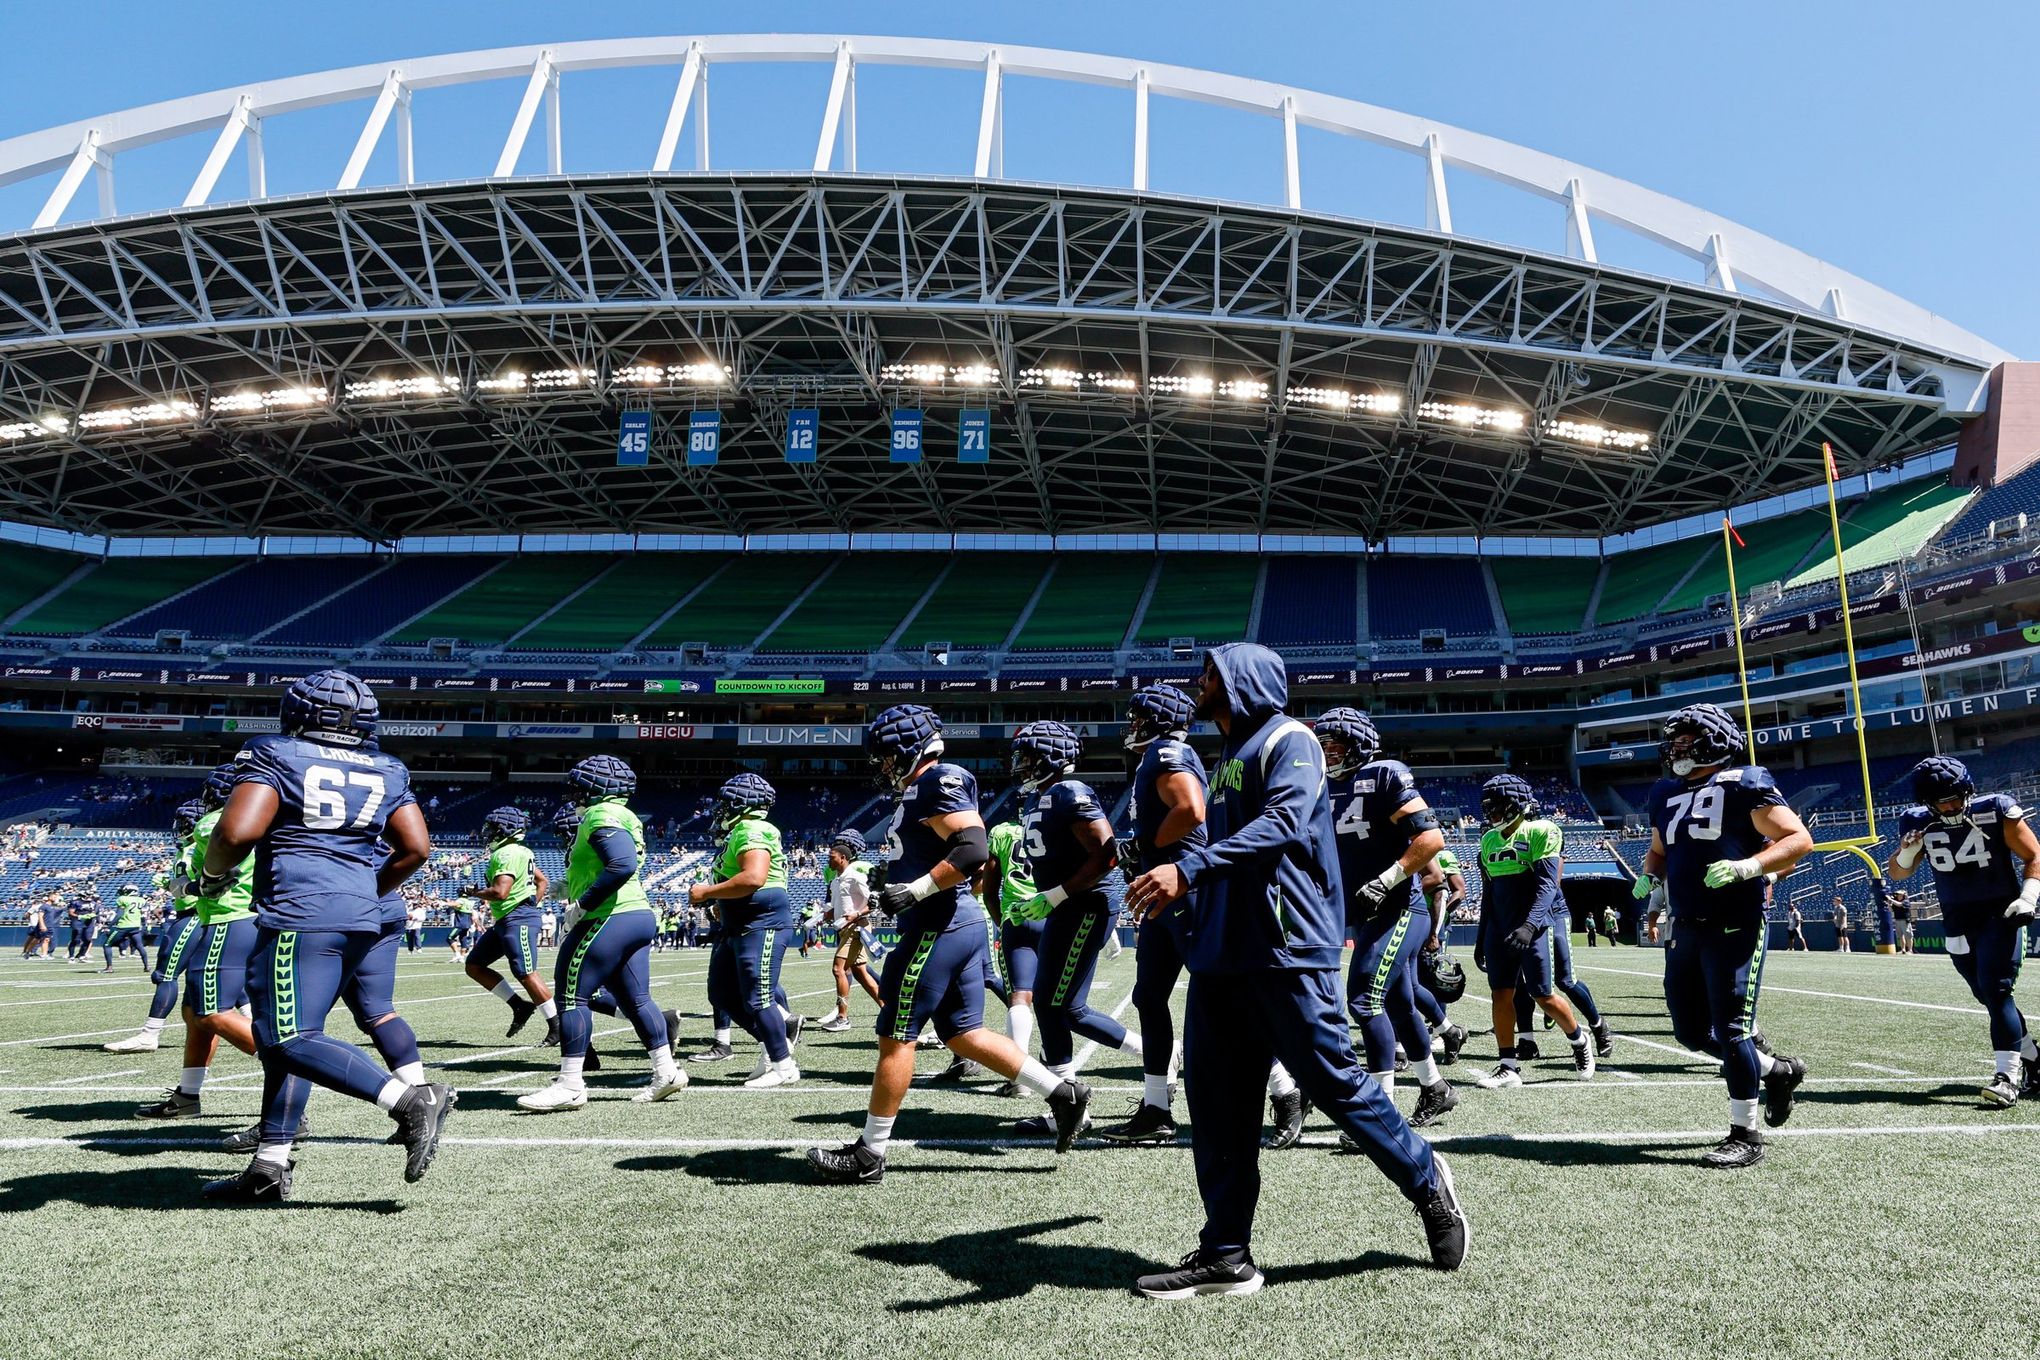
[1175,643,1345,974]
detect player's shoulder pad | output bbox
[1996,792,2027,821]
[1153,736,1203,776]
[1897,805,1930,832]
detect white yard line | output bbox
[1851,1061,1916,1076]
[1573,964,1983,1016]
[1068,982,1142,1076]
[46,1067,144,1085]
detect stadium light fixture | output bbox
[1217,378,1269,402]
[879,362,949,385]
[345,374,459,401]
[1015,367,1137,393]
[1286,385,1401,416]
[1149,374,1216,398]
[1544,418,1651,452]
[1418,400,1526,433]
[75,400,201,431]
[210,385,329,414]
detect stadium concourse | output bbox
[1,26,2039,1359]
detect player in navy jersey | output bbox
[1634,703,1812,1168]
[807,705,1092,1185]
[1095,684,1204,1144]
[1887,756,2040,1106]
[1315,708,1459,1131]
[1005,721,1144,1139]
[195,671,455,1203]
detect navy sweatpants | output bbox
[1131,914,1187,1080]
[248,928,399,1143]
[1035,894,1127,1067]
[148,913,201,1021]
[1945,913,2029,1051]
[1346,907,1431,1076]
[707,903,794,1063]
[1663,914,1768,1100]
[1550,928,1602,1025]
[342,917,421,1074]
[556,910,668,1060]
[1185,968,1437,1255]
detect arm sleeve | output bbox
[1174,727,1317,888]
[1527,856,1564,928]
[578,826,639,908]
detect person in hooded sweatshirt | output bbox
[1123,643,1470,1298]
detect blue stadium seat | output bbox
[264,557,500,646]
[1366,558,1494,638]
[1256,557,1357,648]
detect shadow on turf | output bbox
[855,1215,1157,1310]
[1447,1135,1716,1167]
[0,1164,403,1214]
[11,1099,193,1125]
[614,1147,1057,1186]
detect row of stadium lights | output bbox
[0,361,1651,452]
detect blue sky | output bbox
[0,0,2032,357]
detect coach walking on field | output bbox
[1123,643,1468,1298]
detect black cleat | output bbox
[783,1013,805,1048]
[223,1116,313,1155]
[806,1139,886,1185]
[1762,1054,1807,1128]
[1012,1113,1056,1137]
[389,1082,456,1183]
[201,1158,293,1205]
[1135,1249,1264,1300]
[1515,1037,1541,1062]
[661,1008,684,1043]
[134,1088,200,1120]
[1700,1125,1765,1168]
[505,996,536,1038]
[2022,1055,2040,1099]
[991,1079,1021,1099]
[1417,1153,1470,1270]
[688,1040,735,1064]
[1591,1020,1615,1060]
[1047,1079,1093,1153]
[1096,1100,1178,1145]
[1437,1023,1467,1067]
[1982,1072,2021,1109]
[928,1056,984,1084]
[1409,1080,1459,1129]
[540,1015,561,1048]
[583,1046,602,1073]
[1542,1011,1555,1030]
[1263,1088,1306,1150]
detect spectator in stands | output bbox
[1831,894,1852,952]
[1786,904,1807,951]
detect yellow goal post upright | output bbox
[1718,441,1883,877]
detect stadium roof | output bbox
[0,35,2005,543]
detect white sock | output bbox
[1370,1070,1396,1095]
[254,1143,292,1167]
[491,980,518,1003]
[1566,1026,1585,1046]
[1411,1055,1441,1086]
[1752,1048,1777,1076]
[650,1047,679,1083]
[1116,1031,1145,1059]
[1267,1063,1296,1098]
[180,1066,207,1096]
[1143,1073,1172,1109]
[538,997,557,1019]
[862,1112,896,1156]
[2022,1035,2039,1062]
[142,1017,165,1035]
[560,1055,586,1088]
[1729,1097,1759,1129]
[1046,1061,1076,1084]
[395,1062,425,1086]
[1015,1058,1062,1098]
[1498,1056,1520,1071]
[373,1077,409,1111]
[1996,1050,2019,1077]
[1007,1003,1035,1054]
[1166,1041,1183,1084]
[714,1026,732,1046]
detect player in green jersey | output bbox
[462,807,560,1046]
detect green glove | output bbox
[1631,873,1659,901]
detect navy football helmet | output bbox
[712,772,777,837]
[1481,773,1536,827]
[201,761,238,811]
[1313,706,1382,780]
[1659,703,1745,778]
[866,704,943,792]
[567,754,637,804]
[830,827,867,859]
[1910,755,1976,826]
[550,802,583,839]
[171,799,206,839]
[280,668,378,746]
[1011,720,1081,791]
[1123,683,1197,752]
[1418,945,1467,1005]
[481,806,529,847]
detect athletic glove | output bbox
[1506,921,1542,951]
[562,902,585,934]
[1704,858,1763,888]
[1113,838,1142,878]
[1355,862,1410,910]
[1631,872,1660,901]
[194,869,234,900]
[878,882,921,916]
[1017,884,1067,922]
[2008,880,2040,923]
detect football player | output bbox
[196,671,454,1203]
[816,829,883,1032]
[520,756,687,1110]
[807,705,1091,1185]
[1471,775,1596,1088]
[1007,721,1145,1139]
[461,806,560,1046]
[1886,756,2040,1106]
[695,773,800,1088]
[99,883,149,973]
[104,791,214,1053]
[1414,850,1470,1064]
[1633,703,1812,1167]
[1097,684,1202,1143]
[1314,707,1458,1130]
[979,817,1043,1092]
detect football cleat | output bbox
[928,1056,984,1084]
[743,1059,801,1089]
[103,1030,160,1053]
[1263,1088,1307,1150]
[1515,1037,1540,1061]
[1542,1011,1555,1030]
[1012,1113,1056,1137]
[1416,1153,1470,1270]
[2021,1054,2040,1098]
[134,1088,200,1120]
[1700,1125,1765,1169]
[1762,1054,1807,1127]
[661,1008,685,1041]
[816,1014,853,1033]
[1475,1063,1522,1090]
[783,1013,805,1047]
[583,1046,602,1073]
[1570,1037,1597,1079]
[688,1041,736,1064]
[807,1139,885,1185]
[389,1082,456,1182]
[1981,1072,2020,1109]
[1436,1023,1468,1067]
[1591,1020,1615,1059]
[632,1071,689,1103]
[1409,1080,1460,1128]
[200,1158,293,1205]
[1047,1080,1094,1154]
[540,1015,561,1048]
[222,1116,313,1155]
[517,1080,588,1113]
[745,1052,773,1081]
[992,1079,1022,1099]
[1095,1100,1178,1145]
[505,997,536,1038]
[1135,1249,1264,1300]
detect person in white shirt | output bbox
[815,830,884,1033]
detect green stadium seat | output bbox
[1664,509,1830,612]
[1012,555,1153,649]
[390,555,620,645]
[756,555,947,652]
[1592,538,1710,624]
[901,554,1051,649]
[1786,480,1972,588]
[0,543,89,628]
[8,555,229,636]
[513,554,731,651]
[642,555,833,650]
[1134,556,1258,644]
[1496,558,1601,635]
